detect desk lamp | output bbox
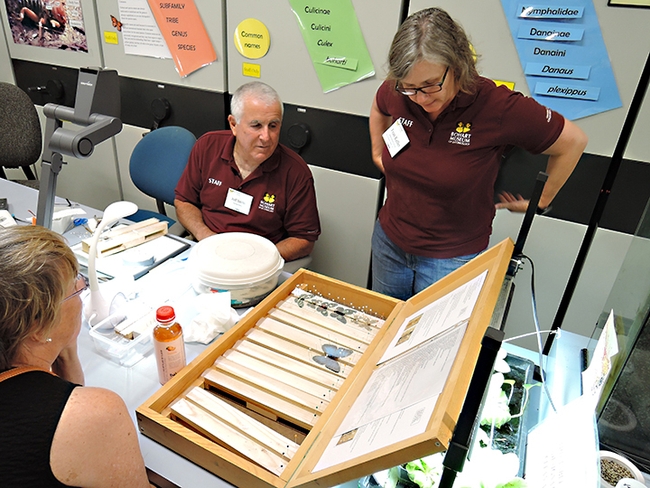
[36,67,122,229]
[84,201,138,326]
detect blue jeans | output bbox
[371,220,480,301]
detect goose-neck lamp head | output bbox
[83,201,138,326]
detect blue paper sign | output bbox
[525,62,591,79]
[501,0,622,120]
[518,5,584,19]
[517,23,584,41]
[534,82,600,100]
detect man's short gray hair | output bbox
[230,82,284,123]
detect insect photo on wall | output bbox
[110,14,122,31]
[6,0,88,50]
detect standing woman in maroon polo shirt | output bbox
[369,7,587,300]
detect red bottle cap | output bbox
[156,305,176,323]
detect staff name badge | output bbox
[225,188,254,215]
[382,119,409,158]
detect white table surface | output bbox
[2,178,359,488]
[2,177,607,487]
[75,253,360,488]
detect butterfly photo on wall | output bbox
[110,15,123,32]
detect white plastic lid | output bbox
[189,232,284,287]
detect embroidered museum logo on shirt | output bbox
[259,193,276,213]
[448,121,472,146]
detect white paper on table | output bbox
[379,271,487,364]
[313,321,467,472]
[525,395,600,488]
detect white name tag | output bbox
[224,188,254,215]
[382,119,410,158]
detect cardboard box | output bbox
[137,238,514,487]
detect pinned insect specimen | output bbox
[312,344,353,373]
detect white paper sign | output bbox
[525,395,599,488]
[118,0,172,59]
[313,322,467,472]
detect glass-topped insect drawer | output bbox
[137,239,513,488]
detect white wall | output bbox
[409,0,650,163]
[94,0,227,92]
[489,211,632,350]
[404,0,650,348]
[2,1,648,324]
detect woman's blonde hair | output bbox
[0,226,78,370]
[387,8,479,94]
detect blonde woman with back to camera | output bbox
[0,226,152,487]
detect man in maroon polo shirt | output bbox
[174,82,321,262]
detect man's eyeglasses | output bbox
[395,66,449,96]
[63,273,88,302]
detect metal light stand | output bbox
[438,172,548,488]
[36,67,122,229]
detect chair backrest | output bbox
[0,82,42,179]
[129,126,196,212]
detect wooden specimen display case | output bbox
[137,238,514,488]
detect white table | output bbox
[0,178,97,228]
[77,268,237,488]
[2,178,359,487]
[3,177,609,487]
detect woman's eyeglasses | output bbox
[63,273,88,302]
[395,66,449,96]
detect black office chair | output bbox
[0,82,42,185]
[129,126,196,231]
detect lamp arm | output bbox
[44,103,122,159]
[83,219,111,325]
[36,103,123,228]
[36,115,65,228]
[87,220,108,292]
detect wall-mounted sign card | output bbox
[117,0,171,59]
[147,0,217,78]
[500,0,622,120]
[233,18,270,60]
[5,0,88,52]
[608,0,650,7]
[288,0,375,93]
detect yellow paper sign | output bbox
[104,31,119,45]
[147,0,217,78]
[242,63,261,78]
[234,18,270,60]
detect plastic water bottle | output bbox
[153,305,186,385]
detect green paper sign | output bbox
[288,0,375,93]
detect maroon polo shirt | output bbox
[175,131,321,244]
[375,77,564,258]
